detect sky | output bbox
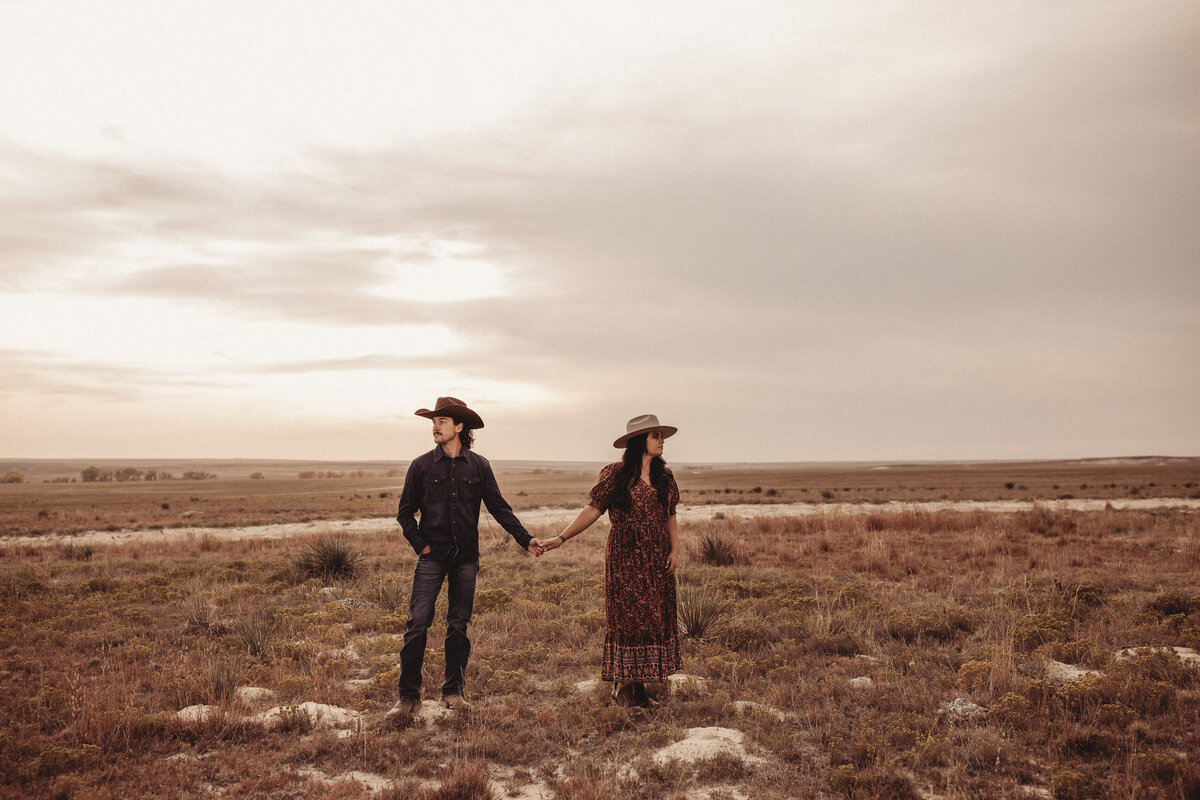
[1,1,1198,464]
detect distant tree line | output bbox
[79,467,217,482]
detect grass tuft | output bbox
[292,533,363,583]
[677,583,732,640]
[231,610,278,659]
[691,528,744,566]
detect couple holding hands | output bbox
[386,398,680,723]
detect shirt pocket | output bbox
[423,475,448,502]
[459,473,481,501]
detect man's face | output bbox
[646,430,665,458]
[431,416,462,446]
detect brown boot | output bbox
[384,698,419,727]
[611,683,635,707]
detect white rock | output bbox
[1043,660,1101,683]
[652,727,765,766]
[414,700,452,725]
[235,686,276,706]
[257,702,362,737]
[667,674,708,695]
[1020,785,1053,799]
[176,705,217,724]
[573,678,602,694]
[848,676,873,689]
[732,700,791,722]
[1116,645,1200,666]
[345,679,375,692]
[939,697,986,721]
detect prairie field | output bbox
[1,459,1199,799]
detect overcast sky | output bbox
[1,1,1197,464]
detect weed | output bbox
[292,534,363,583]
[677,583,732,640]
[369,577,407,612]
[232,610,278,659]
[181,591,215,631]
[206,660,242,703]
[59,542,94,561]
[691,528,744,566]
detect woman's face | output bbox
[646,430,665,458]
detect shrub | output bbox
[1,470,23,483]
[1051,766,1100,800]
[182,591,215,631]
[473,588,512,614]
[885,606,972,642]
[1146,592,1200,618]
[292,534,363,583]
[60,542,94,561]
[207,660,242,703]
[691,528,744,566]
[412,761,495,800]
[677,584,731,640]
[249,472,265,480]
[1011,611,1069,651]
[956,660,994,692]
[370,577,407,612]
[987,692,1032,728]
[232,610,278,659]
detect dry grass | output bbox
[1,463,1199,798]
[3,456,1198,537]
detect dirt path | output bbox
[6,497,1199,550]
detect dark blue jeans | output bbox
[397,555,478,701]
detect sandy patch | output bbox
[652,727,765,766]
[8,497,1199,549]
[1043,660,1101,683]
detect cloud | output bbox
[1,1,1197,459]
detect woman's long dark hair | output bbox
[611,433,670,511]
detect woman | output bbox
[538,414,682,707]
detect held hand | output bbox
[665,549,677,576]
[528,539,546,557]
[542,535,563,552]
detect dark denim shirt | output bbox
[395,446,532,561]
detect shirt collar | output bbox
[433,445,470,462]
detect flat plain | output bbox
[1,457,1198,798]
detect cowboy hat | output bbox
[414,397,485,429]
[613,414,677,448]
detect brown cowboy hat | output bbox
[415,396,485,429]
[613,413,678,448]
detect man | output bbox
[385,396,542,724]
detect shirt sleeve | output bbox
[587,463,620,514]
[479,459,533,550]
[395,459,429,556]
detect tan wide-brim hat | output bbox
[415,396,485,429]
[613,413,678,448]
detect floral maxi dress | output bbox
[588,462,682,683]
